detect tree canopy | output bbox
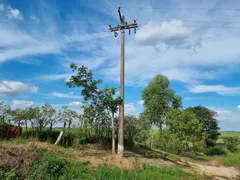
[186,106,220,147]
[142,74,182,130]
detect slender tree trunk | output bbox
[68,119,72,129]
[17,120,21,136]
[63,121,66,129]
[25,120,28,132]
[111,112,115,154]
[49,122,53,133]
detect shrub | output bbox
[205,145,227,156]
[152,130,185,154]
[30,153,66,179]
[133,130,151,147]
[222,137,240,152]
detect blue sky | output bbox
[1,0,240,131]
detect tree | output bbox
[100,87,122,154]
[0,102,11,124]
[166,109,206,152]
[66,63,105,137]
[124,115,138,146]
[58,106,77,129]
[186,106,220,147]
[142,74,182,130]
[41,103,57,134]
[66,63,102,101]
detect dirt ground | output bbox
[1,142,240,180]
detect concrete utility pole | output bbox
[109,7,138,156]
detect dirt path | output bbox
[187,162,240,180]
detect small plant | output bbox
[205,145,227,156]
[30,153,66,179]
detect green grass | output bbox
[29,152,203,180]
[215,152,240,169]
[220,131,240,137]
[0,137,27,144]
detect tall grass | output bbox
[29,152,201,180]
[0,137,27,144]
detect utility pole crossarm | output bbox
[109,23,138,32]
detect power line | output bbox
[120,6,240,11]
[104,0,134,21]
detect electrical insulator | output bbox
[129,29,131,35]
[134,28,136,34]
[114,32,118,37]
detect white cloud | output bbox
[188,85,240,96]
[12,100,33,109]
[51,92,82,99]
[125,103,137,114]
[7,6,23,20]
[0,81,38,96]
[138,100,144,105]
[216,110,240,131]
[69,101,82,106]
[216,110,232,115]
[38,73,72,81]
[237,105,240,109]
[136,20,200,48]
[30,16,40,23]
[0,4,4,11]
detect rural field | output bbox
[1,0,240,180]
[221,132,240,137]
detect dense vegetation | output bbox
[1,64,240,179]
[28,152,199,180]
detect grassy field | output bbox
[220,131,240,137]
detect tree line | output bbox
[0,63,221,155]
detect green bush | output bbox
[30,153,66,180]
[222,137,240,152]
[152,131,185,154]
[205,145,227,156]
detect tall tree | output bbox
[186,106,220,147]
[0,102,11,124]
[100,87,122,154]
[41,103,57,133]
[142,74,182,130]
[58,106,77,129]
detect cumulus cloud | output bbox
[7,6,23,20]
[188,85,240,96]
[237,105,240,109]
[138,100,144,105]
[136,20,201,48]
[216,110,232,115]
[0,81,38,96]
[12,100,34,109]
[216,110,240,131]
[69,101,82,106]
[38,73,72,81]
[125,103,137,114]
[51,92,82,99]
